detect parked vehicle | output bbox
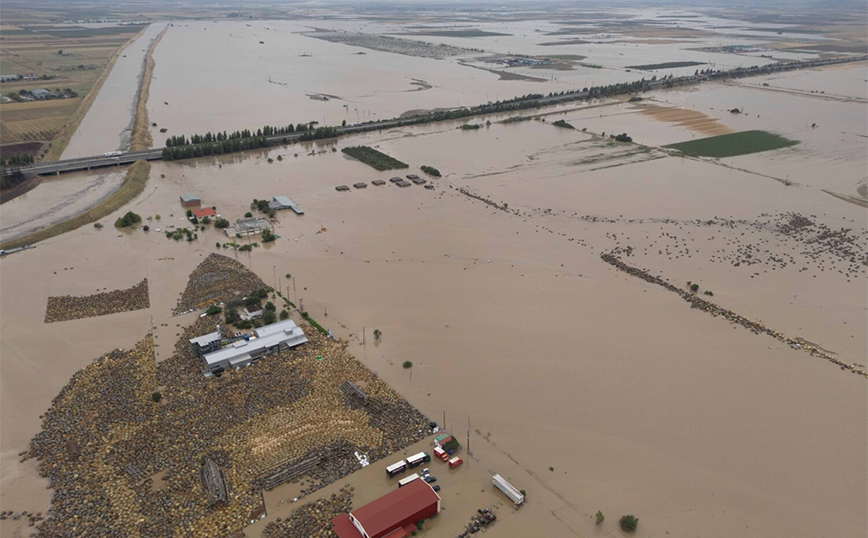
[434,446,448,461]
[448,456,463,469]
[423,475,437,484]
[386,460,407,478]
[398,473,420,487]
[432,485,441,492]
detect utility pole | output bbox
[292,276,297,304]
[363,327,367,360]
[443,410,446,432]
[272,265,277,291]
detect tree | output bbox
[206,305,222,316]
[373,329,382,341]
[403,361,413,369]
[595,511,605,525]
[245,212,253,218]
[151,392,162,403]
[690,283,700,293]
[265,301,276,311]
[115,211,142,228]
[214,217,230,228]
[261,229,276,243]
[619,515,638,533]
[279,309,289,320]
[262,310,276,325]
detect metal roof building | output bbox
[190,331,221,356]
[269,196,304,215]
[180,193,201,207]
[201,320,308,373]
[227,217,273,236]
[331,479,441,538]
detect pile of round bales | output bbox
[262,487,353,538]
[44,278,150,323]
[173,253,268,314]
[23,310,428,537]
[601,252,866,377]
[456,508,497,538]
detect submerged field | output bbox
[665,130,799,158]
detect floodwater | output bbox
[145,11,823,144]
[2,9,866,536]
[0,168,125,243]
[2,66,866,537]
[61,23,168,159]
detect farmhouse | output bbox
[192,207,216,219]
[227,217,273,236]
[331,479,441,538]
[31,88,52,100]
[200,319,308,373]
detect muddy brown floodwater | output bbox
[1,17,865,538]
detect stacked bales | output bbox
[174,253,267,314]
[45,279,150,323]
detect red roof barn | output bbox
[332,479,441,538]
[192,207,216,218]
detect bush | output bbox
[262,310,276,325]
[224,308,240,325]
[265,301,276,311]
[151,392,162,403]
[421,165,441,177]
[595,511,605,525]
[143,225,150,231]
[236,320,253,329]
[402,361,413,369]
[214,217,230,228]
[690,283,700,293]
[245,212,253,218]
[261,229,276,243]
[279,309,289,320]
[619,515,638,533]
[206,305,222,316]
[373,329,382,340]
[114,211,142,228]
[93,222,103,229]
[552,119,575,129]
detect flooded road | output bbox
[61,23,168,159]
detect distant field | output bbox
[627,61,706,70]
[341,146,408,170]
[538,39,591,46]
[665,130,798,158]
[0,23,142,155]
[410,29,510,37]
[544,54,588,61]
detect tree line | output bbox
[165,124,337,147]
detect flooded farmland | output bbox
[1,5,866,538]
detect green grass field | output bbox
[341,146,408,171]
[626,61,706,70]
[665,130,798,158]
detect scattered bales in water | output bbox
[665,130,798,158]
[24,310,428,537]
[410,177,427,185]
[262,487,353,538]
[371,179,386,186]
[389,177,403,183]
[396,180,412,187]
[353,182,367,189]
[335,185,350,192]
[600,252,866,377]
[44,278,149,323]
[173,253,267,314]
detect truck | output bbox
[492,474,524,506]
[434,446,448,462]
[397,473,420,487]
[386,460,407,478]
[406,452,430,468]
[104,151,124,158]
[448,456,463,469]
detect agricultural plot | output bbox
[341,145,409,171]
[665,130,799,158]
[626,61,706,70]
[0,23,142,153]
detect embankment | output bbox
[130,25,169,151]
[40,26,149,163]
[0,160,150,250]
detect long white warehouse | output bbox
[201,319,308,374]
[492,474,524,506]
